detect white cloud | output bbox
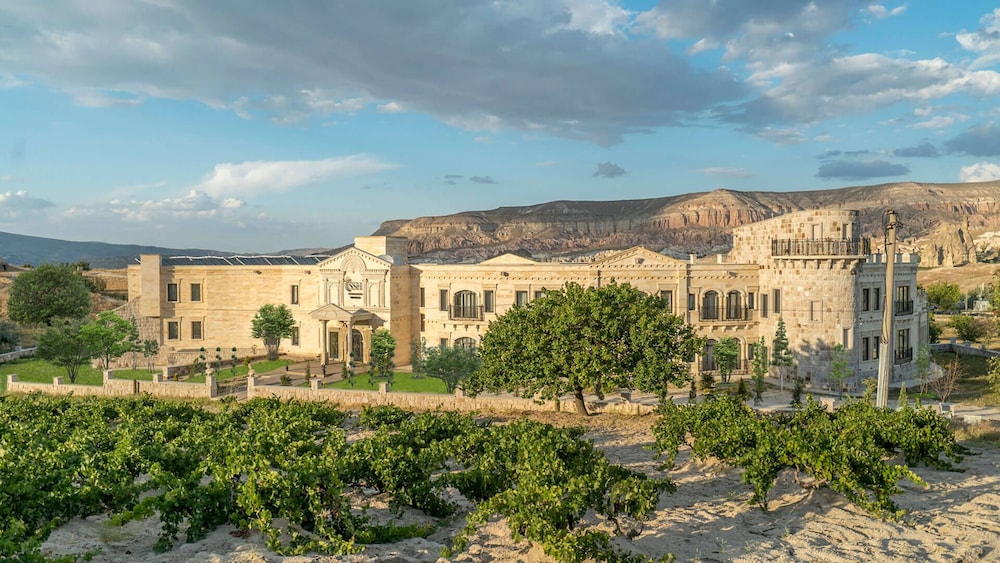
[865,4,907,20]
[913,115,954,129]
[957,9,1000,68]
[914,106,933,117]
[376,101,405,113]
[0,190,55,217]
[0,73,26,88]
[959,162,1000,182]
[196,155,398,198]
[473,136,493,143]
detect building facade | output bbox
[126,209,927,391]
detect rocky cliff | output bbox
[373,181,1000,264]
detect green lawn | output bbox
[326,371,449,394]
[932,352,1000,406]
[0,359,159,394]
[179,359,294,383]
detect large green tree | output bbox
[250,304,295,360]
[80,311,137,371]
[7,264,91,325]
[925,282,961,311]
[750,337,769,406]
[36,319,94,383]
[466,281,703,416]
[416,344,482,393]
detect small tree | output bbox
[417,344,482,393]
[771,318,794,391]
[950,315,994,344]
[714,337,739,384]
[141,339,160,373]
[7,264,91,325]
[915,344,931,395]
[36,319,94,383]
[750,337,768,406]
[0,320,20,353]
[250,304,295,361]
[79,311,135,371]
[987,356,1000,397]
[790,376,805,407]
[369,329,396,381]
[829,344,851,400]
[930,357,963,404]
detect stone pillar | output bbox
[103,370,113,384]
[310,379,321,391]
[7,374,17,386]
[206,374,217,398]
[378,381,390,394]
[54,377,64,386]
[320,320,329,365]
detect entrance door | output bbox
[351,329,364,362]
[328,332,340,361]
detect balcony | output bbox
[894,347,913,365]
[771,238,871,257]
[894,300,914,316]
[449,305,484,321]
[699,307,754,322]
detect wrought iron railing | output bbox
[894,300,914,316]
[449,304,484,321]
[894,347,913,364]
[771,238,871,257]
[699,307,753,322]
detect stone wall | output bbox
[6,370,216,400]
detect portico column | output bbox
[320,320,329,365]
[346,322,353,363]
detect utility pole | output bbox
[876,210,898,408]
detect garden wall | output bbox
[6,370,216,400]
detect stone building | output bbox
[126,209,926,391]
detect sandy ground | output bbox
[42,412,1000,563]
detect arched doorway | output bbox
[351,329,363,362]
[702,291,719,320]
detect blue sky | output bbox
[1,1,999,253]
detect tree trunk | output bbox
[573,385,590,416]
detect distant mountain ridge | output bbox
[0,231,234,269]
[374,181,1000,265]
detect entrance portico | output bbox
[309,304,378,365]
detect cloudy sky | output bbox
[1,1,999,252]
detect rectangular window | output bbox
[897,328,910,350]
[761,293,769,318]
[440,338,449,348]
[290,284,299,305]
[809,300,822,322]
[747,292,755,310]
[772,289,781,314]
[516,290,528,306]
[660,290,673,311]
[190,321,203,340]
[687,293,696,311]
[291,326,300,346]
[167,321,179,340]
[167,283,179,302]
[862,288,870,311]
[484,290,495,313]
[862,337,870,361]
[874,288,881,311]
[190,283,202,302]
[873,337,880,359]
[440,289,449,311]
[534,290,544,300]
[419,287,425,308]
[420,314,426,331]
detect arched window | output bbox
[454,337,477,349]
[702,339,716,371]
[452,291,480,320]
[702,291,719,321]
[726,291,742,320]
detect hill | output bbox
[0,231,232,269]
[374,180,1000,265]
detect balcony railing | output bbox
[894,300,914,316]
[771,238,871,257]
[699,307,754,322]
[449,304,484,321]
[894,347,913,364]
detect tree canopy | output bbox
[415,344,482,393]
[250,304,295,360]
[80,311,137,371]
[7,264,91,325]
[0,320,19,354]
[714,337,739,384]
[925,282,961,311]
[466,281,703,415]
[36,319,94,383]
[369,329,396,380]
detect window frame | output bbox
[190,320,203,340]
[190,283,202,302]
[166,283,179,303]
[167,321,179,340]
[291,326,300,346]
[291,284,299,305]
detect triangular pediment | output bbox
[316,247,393,271]
[479,253,538,265]
[592,246,686,268]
